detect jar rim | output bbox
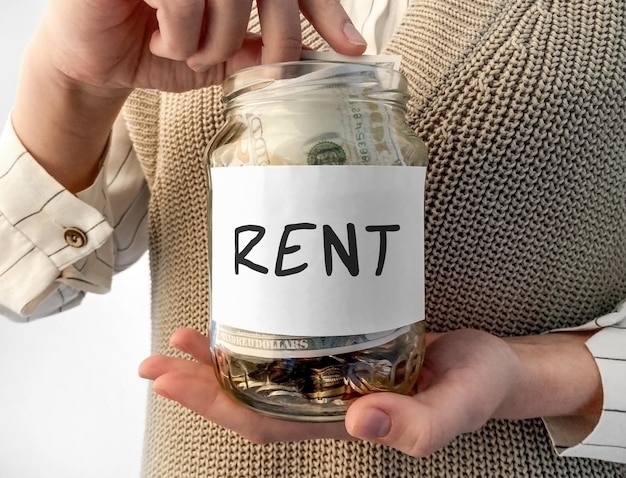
[221,60,407,103]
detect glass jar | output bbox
[206,61,428,421]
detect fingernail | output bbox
[343,22,367,47]
[353,408,391,439]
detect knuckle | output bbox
[165,0,203,11]
[301,0,340,10]
[301,0,345,19]
[401,419,441,458]
[193,39,245,67]
[263,36,303,62]
[281,34,303,51]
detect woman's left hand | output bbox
[139,327,601,455]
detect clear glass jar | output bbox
[206,61,428,421]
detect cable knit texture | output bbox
[123,1,626,476]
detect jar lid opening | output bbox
[222,60,407,104]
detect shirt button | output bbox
[64,227,88,248]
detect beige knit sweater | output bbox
[123,1,626,476]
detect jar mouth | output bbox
[222,60,408,105]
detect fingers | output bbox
[151,372,269,440]
[169,327,213,364]
[140,326,352,443]
[142,0,367,87]
[345,391,465,457]
[138,354,214,381]
[187,0,254,70]
[299,0,367,55]
[256,0,303,63]
[144,0,207,60]
[345,330,519,457]
[145,0,367,72]
[347,375,493,457]
[144,0,254,69]
[138,328,213,379]
[152,371,352,443]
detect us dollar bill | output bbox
[210,86,417,167]
[300,50,402,71]
[214,324,411,359]
[210,52,428,168]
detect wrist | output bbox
[12,30,131,192]
[495,332,602,421]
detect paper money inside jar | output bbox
[205,53,428,421]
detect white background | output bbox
[0,2,151,477]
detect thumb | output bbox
[345,388,479,458]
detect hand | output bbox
[139,328,352,443]
[13,0,366,191]
[37,0,367,93]
[345,330,520,456]
[345,329,602,456]
[140,327,601,456]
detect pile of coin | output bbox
[214,329,424,409]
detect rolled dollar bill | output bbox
[216,324,411,359]
[300,50,402,70]
[212,60,425,168]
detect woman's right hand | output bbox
[36,0,367,93]
[11,0,366,191]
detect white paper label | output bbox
[210,165,426,336]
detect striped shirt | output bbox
[0,116,148,319]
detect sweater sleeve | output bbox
[0,115,149,321]
[543,301,626,463]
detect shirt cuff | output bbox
[0,116,113,316]
[544,300,626,463]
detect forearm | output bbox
[497,331,602,421]
[12,29,131,193]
